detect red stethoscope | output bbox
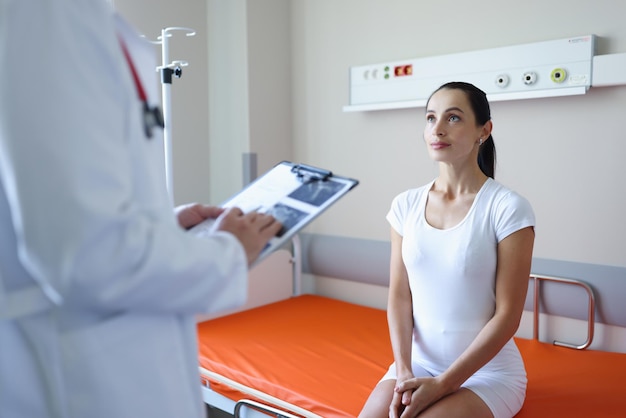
[118,39,164,139]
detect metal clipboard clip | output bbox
[290,163,332,183]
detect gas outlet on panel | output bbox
[523,71,538,85]
[495,74,510,88]
[550,67,567,83]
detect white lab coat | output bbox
[0,1,248,417]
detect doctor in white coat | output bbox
[0,1,281,417]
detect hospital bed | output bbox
[197,234,626,417]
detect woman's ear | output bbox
[481,120,493,139]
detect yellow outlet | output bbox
[551,68,567,83]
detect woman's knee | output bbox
[417,388,493,418]
[358,379,396,418]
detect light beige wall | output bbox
[291,0,626,269]
[206,0,293,204]
[246,0,294,178]
[115,0,626,268]
[206,0,249,203]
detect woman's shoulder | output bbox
[390,185,429,214]
[387,182,433,227]
[393,181,434,203]
[482,178,531,207]
[482,179,536,232]
[389,182,434,220]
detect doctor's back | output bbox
[0,1,255,417]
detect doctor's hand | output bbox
[214,207,282,266]
[175,203,225,229]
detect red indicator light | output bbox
[394,65,413,77]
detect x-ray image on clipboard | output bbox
[189,161,359,267]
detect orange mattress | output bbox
[197,295,393,417]
[197,295,626,417]
[514,337,626,418]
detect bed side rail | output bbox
[234,399,301,418]
[200,367,323,418]
[530,274,596,350]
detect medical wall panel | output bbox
[344,35,596,112]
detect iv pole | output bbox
[156,27,196,200]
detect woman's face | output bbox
[423,88,489,166]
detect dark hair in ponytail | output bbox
[427,81,497,178]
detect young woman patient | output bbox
[359,82,535,418]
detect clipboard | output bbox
[190,161,359,266]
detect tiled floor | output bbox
[206,405,234,418]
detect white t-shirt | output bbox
[387,178,535,373]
